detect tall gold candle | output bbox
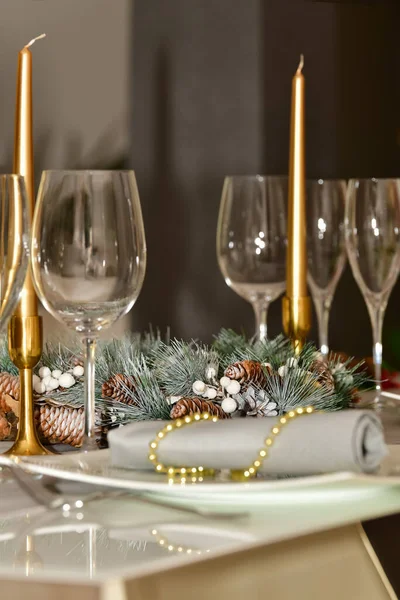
[282,55,311,351]
[5,35,49,456]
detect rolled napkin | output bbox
[108,410,387,476]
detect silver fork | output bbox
[0,455,248,520]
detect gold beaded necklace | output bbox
[148,406,314,483]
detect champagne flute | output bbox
[345,178,400,403]
[307,179,347,357]
[0,175,29,332]
[31,170,146,449]
[217,175,287,340]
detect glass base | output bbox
[81,435,99,453]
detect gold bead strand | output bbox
[148,412,219,484]
[231,406,314,481]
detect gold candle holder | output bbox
[282,55,311,353]
[5,35,49,456]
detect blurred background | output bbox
[2,0,400,363]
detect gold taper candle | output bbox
[14,35,46,317]
[5,34,49,456]
[282,55,311,351]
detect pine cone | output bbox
[309,359,335,391]
[0,411,11,439]
[102,374,136,405]
[35,404,84,447]
[170,398,230,419]
[72,355,84,368]
[224,360,269,390]
[0,372,20,400]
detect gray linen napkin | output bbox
[108,410,387,475]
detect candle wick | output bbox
[297,54,304,74]
[24,33,46,49]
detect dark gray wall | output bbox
[131,0,400,364]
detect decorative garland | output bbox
[0,329,367,447]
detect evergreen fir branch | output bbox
[153,340,220,396]
[213,329,248,367]
[0,337,18,375]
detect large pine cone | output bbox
[224,360,269,390]
[34,404,84,447]
[309,359,335,391]
[102,374,136,405]
[170,398,230,419]
[0,372,20,400]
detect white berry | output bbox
[42,375,52,386]
[39,366,51,379]
[221,397,237,414]
[33,374,40,386]
[206,367,217,380]
[226,380,240,395]
[192,380,206,395]
[220,376,231,389]
[278,366,288,378]
[286,358,298,368]
[46,378,60,391]
[206,387,217,400]
[59,373,76,388]
[52,369,62,380]
[73,365,84,378]
[34,381,46,395]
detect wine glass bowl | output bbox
[31,170,146,448]
[307,179,347,357]
[217,175,287,340]
[345,178,400,400]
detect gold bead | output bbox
[168,478,174,485]
[148,454,156,461]
[198,466,204,472]
[194,414,201,421]
[178,547,183,552]
[259,450,267,457]
[159,539,165,545]
[249,467,255,474]
[185,416,191,423]
[151,529,157,535]
[212,416,218,422]
[297,407,304,414]
[254,460,261,467]
[168,467,174,474]
[168,545,174,551]
[180,468,186,474]
[280,417,287,424]
[203,413,209,419]
[244,471,250,477]
[176,420,182,427]
[181,477,186,483]
[187,549,192,554]
[192,477,197,482]
[198,477,203,482]
[166,424,173,431]
[156,464,163,471]
[288,411,295,418]
[266,438,273,446]
[158,432,164,438]
[191,467,197,473]
[272,427,280,435]
[150,441,157,449]
[306,406,314,413]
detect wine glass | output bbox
[345,178,400,404]
[307,179,347,358]
[31,170,146,449]
[0,174,29,331]
[217,175,287,340]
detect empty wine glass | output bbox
[345,178,400,403]
[0,175,29,331]
[307,179,347,358]
[31,170,146,449]
[217,175,287,340]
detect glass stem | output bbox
[367,303,385,398]
[252,299,270,341]
[315,296,331,358]
[83,337,97,448]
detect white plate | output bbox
[14,448,400,507]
